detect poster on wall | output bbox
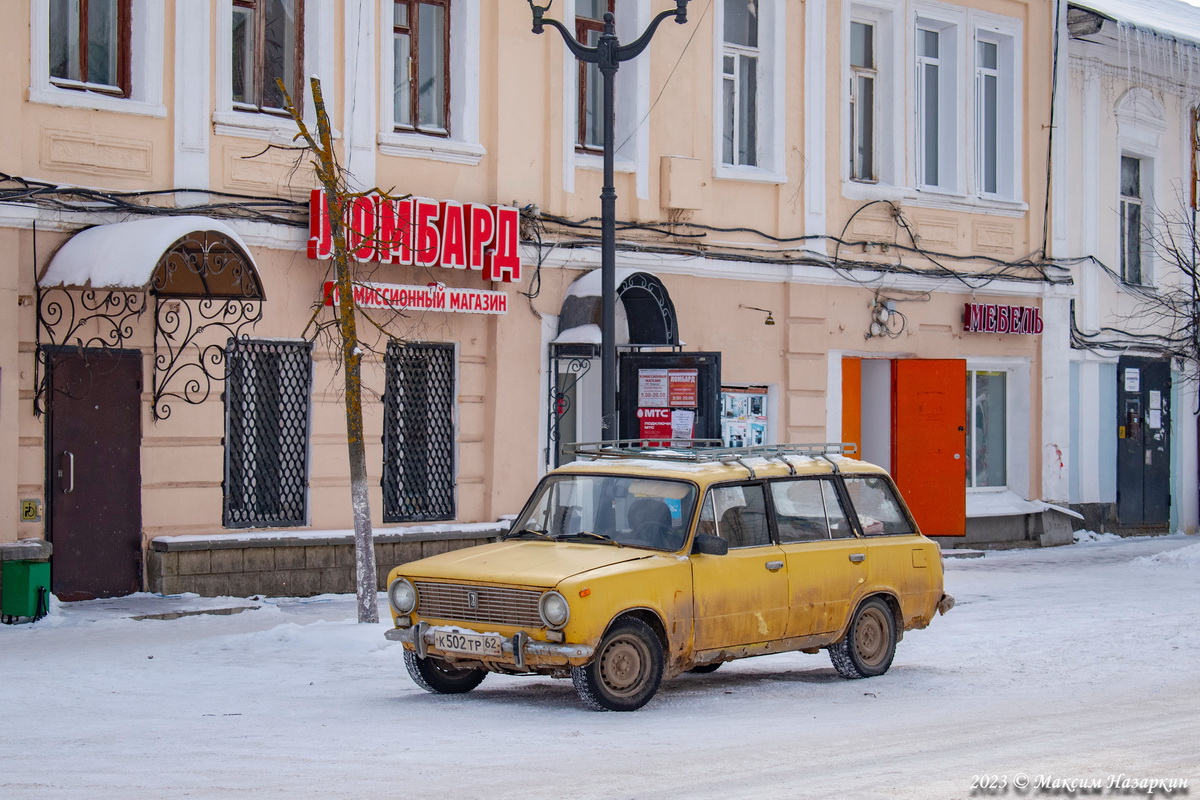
[668,369,698,407]
[671,409,695,440]
[638,370,670,407]
[637,407,672,443]
[721,385,769,447]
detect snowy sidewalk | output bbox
[1,533,1197,800]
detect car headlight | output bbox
[388,578,417,615]
[539,590,570,629]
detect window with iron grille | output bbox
[383,342,456,522]
[224,338,313,528]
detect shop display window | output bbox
[967,369,1007,489]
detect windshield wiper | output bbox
[556,531,621,546]
[506,528,553,540]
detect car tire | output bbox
[688,663,722,674]
[404,649,487,695]
[828,597,897,679]
[571,618,664,712]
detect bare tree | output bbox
[275,76,399,624]
[1071,198,1200,386]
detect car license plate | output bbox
[433,630,504,657]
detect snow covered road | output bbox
[2,534,1197,799]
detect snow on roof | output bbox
[563,267,643,299]
[553,323,602,344]
[1074,0,1200,47]
[39,216,255,290]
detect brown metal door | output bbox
[46,348,143,600]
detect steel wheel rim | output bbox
[598,634,650,698]
[855,607,889,667]
[431,659,474,678]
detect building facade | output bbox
[3,0,1166,602]
[1055,0,1200,537]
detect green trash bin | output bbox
[1,560,51,622]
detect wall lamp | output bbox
[740,305,776,326]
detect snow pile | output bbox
[1072,529,1123,544]
[1136,541,1200,567]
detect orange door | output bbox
[891,360,967,536]
[841,357,862,450]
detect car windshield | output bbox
[508,474,698,551]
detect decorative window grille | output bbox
[223,338,312,528]
[383,342,456,522]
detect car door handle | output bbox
[765,560,784,571]
[849,553,865,563]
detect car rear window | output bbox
[841,476,914,536]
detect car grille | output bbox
[414,581,543,627]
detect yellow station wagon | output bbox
[384,442,954,711]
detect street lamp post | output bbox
[528,0,689,438]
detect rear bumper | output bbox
[385,622,594,668]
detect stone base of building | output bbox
[933,509,1077,551]
[1068,502,1171,537]
[147,525,505,598]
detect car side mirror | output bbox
[692,532,728,556]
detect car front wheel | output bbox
[404,649,487,694]
[828,597,897,679]
[572,618,664,711]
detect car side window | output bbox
[709,484,770,548]
[841,476,914,536]
[770,478,855,542]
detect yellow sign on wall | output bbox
[20,499,41,522]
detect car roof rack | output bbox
[565,440,858,463]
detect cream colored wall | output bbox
[1,228,21,545]
[3,0,1058,547]
[820,0,1053,267]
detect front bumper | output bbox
[385,621,594,669]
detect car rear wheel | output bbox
[572,618,664,712]
[404,649,487,694]
[828,597,897,679]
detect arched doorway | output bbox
[548,270,682,466]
